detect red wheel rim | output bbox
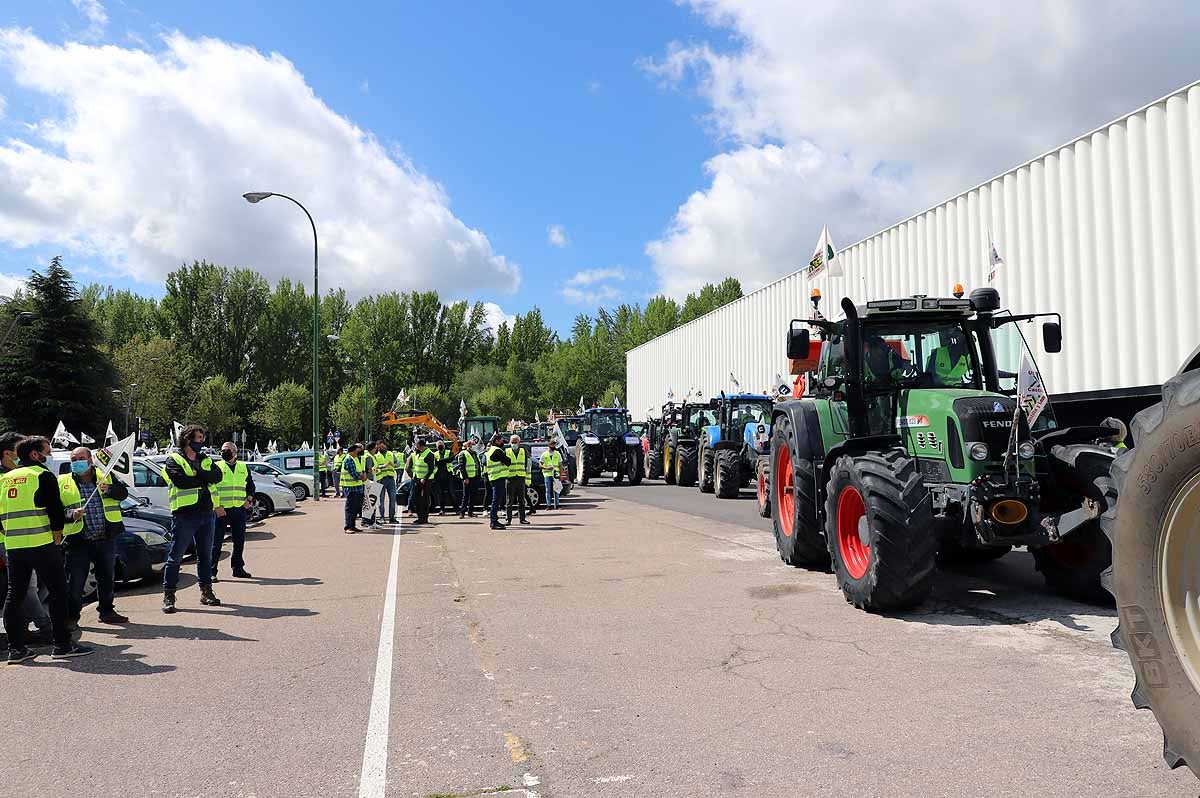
[837,486,870,579]
[775,444,794,535]
[757,470,767,508]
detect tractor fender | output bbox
[772,400,825,463]
[702,424,721,448]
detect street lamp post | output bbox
[1,311,34,348]
[244,191,321,502]
[124,382,139,437]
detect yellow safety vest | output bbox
[333,453,345,472]
[340,455,366,487]
[162,453,217,513]
[411,449,435,479]
[0,466,54,549]
[212,460,250,508]
[458,449,479,478]
[508,447,528,482]
[540,449,562,477]
[484,445,505,481]
[373,451,397,480]
[59,474,84,537]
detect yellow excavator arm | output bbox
[380,411,461,454]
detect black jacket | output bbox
[164,453,222,515]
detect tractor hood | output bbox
[896,388,1026,468]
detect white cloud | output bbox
[482,301,516,336]
[586,79,602,94]
[566,267,625,286]
[0,272,24,298]
[645,1,1200,297]
[0,92,6,117]
[546,223,568,248]
[0,31,519,297]
[71,0,108,37]
[561,284,621,305]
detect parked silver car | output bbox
[246,460,315,501]
[131,455,298,522]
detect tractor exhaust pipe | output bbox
[990,499,1029,525]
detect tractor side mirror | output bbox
[1042,322,1062,353]
[787,327,811,360]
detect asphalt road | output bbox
[4,487,1195,798]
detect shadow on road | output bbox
[84,619,256,643]
[27,642,178,675]
[177,602,319,621]
[243,576,324,587]
[244,530,277,541]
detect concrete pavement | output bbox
[3,488,1194,797]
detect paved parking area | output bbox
[4,489,1194,797]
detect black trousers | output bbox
[3,543,69,649]
[505,478,526,523]
[414,479,430,522]
[433,475,450,512]
[459,478,475,515]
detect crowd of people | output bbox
[332,432,568,533]
[0,423,259,664]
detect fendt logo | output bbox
[982,419,1014,428]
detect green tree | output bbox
[0,257,117,437]
[254,381,310,447]
[492,321,512,366]
[330,384,374,444]
[82,285,163,348]
[112,334,184,441]
[407,383,454,423]
[470,385,521,422]
[680,277,743,323]
[191,375,242,440]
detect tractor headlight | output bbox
[1018,441,1036,460]
[968,442,990,462]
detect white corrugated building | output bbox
[627,80,1200,421]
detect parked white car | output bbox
[246,460,315,501]
[131,456,298,522]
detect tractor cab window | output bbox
[731,401,770,428]
[819,322,981,391]
[689,407,717,427]
[589,413,625,437]
[462,418,497,441]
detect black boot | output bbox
[199,585,222,606]
[162,589,177,614]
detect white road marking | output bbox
[358,526,403,798]
[591,775,636,784]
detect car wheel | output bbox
[291,483,309,501]
[251,494,274,522]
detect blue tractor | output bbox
[697,392,775,499]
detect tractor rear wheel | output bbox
[756,456,771,518]
[699,446,715,494]
[627,447,644,485]
[825,450,936,611]
[576,445,591,486]
[664,441,676,484]
[645,447,662,480]
[1100,369,1200,777]
[770,414,827,567]
[675,445,697,487]
[715,450,739,499]
[1031,522,1111,603]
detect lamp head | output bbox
[243,192,273,204]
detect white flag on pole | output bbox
[172,420,184,447]
[105,421,118,445]
[1017,354,1048,426]
[730,372,741,393]
[80,432,95,444]
[95,433,136,481]
[52,420,78,448]
[578,396,585,413]
[988,233,1005,284]
[459,398,467,416]
[807,225,844,279]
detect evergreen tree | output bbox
[0,257,117,438]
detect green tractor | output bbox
[771,288,1121,611]
[652,398,717,487]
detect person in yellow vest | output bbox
[540,438,565,510]
[340,442,368,534]
[455,436,481,518]
[484,433,511,530]
[332,447,345,497]
[409,437,438,525]
[60,446,130,626]
[210,441,256,581]
[505,434,530,526]
[317,449,328,497]
[1,435,92,662]
[432,439,453,516]
[372,440,399,524]
[161,424,224,614]
[0,430,54,647]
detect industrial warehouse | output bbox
[628,80,1200,423]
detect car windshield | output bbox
[731,400,771,427]
[588,412,627,437]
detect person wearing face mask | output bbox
[1,436,92,662]
[0,431,55,649]
[210,442,255,582]
[160,424,223,614]
[59,446,130,627]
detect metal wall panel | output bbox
[628,81,1200,418]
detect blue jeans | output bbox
[344,490,363,530]
[65,536,117,616]
[489,479,505,526]
[403,478,416,512]
[211,506,247,577]
[164,511,215,590]
[380,476,397,521]
[544,476,560,508]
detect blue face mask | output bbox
[70,460,90,475]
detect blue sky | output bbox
[0,0,727,333]
[2,1,1197,337]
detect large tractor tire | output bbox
[1031,522,1112,603]
[1100,370,1200,777]
[770,414,827,567]
[825,449,936,611]
[675,445,697,487]
[756,456,771,518]
[627,446,644,486]
[715,450,740,498]
[663,440,677,484]
[576,444,591,486]
[645,447,663,480]
[698,446,715,494]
